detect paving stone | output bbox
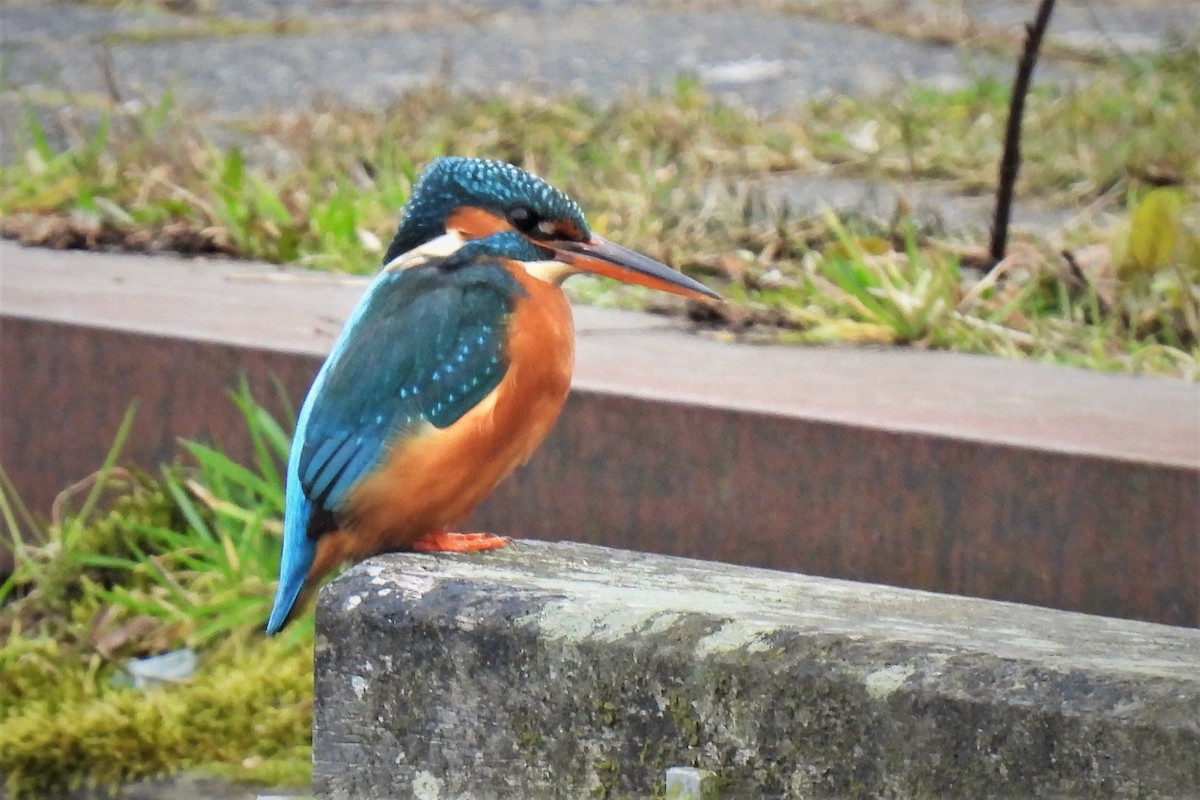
[742,173,1080,235]
[1,6,1038,117]
[965,0,1200,54]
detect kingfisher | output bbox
[266,156,719,633]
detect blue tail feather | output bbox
[266,468,317,634]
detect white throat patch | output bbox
[382,231,466,272]
[521,260,575,285]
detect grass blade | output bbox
[75,405,138,525]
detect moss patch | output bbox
[0,393,314,798]
[0,636,312,797]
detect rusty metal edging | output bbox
[2,242,1197,625]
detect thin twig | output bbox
[51,468,132,527]
[97,45,122,105]
[989,0,1057,265]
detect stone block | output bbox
[313,542,1200,799]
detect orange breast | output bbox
[330,262,575,564]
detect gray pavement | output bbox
[1,0,1192,240]
[3,1,1196,118]
[745,172,1082,234]
[0,6,1018,116]
[1,0,1195,235]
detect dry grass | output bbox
[2,54,1198,376]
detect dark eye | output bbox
[507,205,539,233]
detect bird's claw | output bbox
[412,531,511,553]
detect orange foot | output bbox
[411,530,511,554]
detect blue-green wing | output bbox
[295,262,522,516]
[268,232,542,634]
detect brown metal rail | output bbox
[3,242,1197,626]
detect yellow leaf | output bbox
[821,236,895,261]
[858,236,893,256]
[1122,187,1185,276]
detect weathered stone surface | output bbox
[314,542,1200,799]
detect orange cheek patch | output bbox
[551,221,585,241]
[447,206,511,239]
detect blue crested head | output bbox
[383,157,590,264]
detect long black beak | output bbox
[551,235,721,301]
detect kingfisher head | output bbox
[382,157,719,301]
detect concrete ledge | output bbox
[314,542,1200,799]
[2,241,1198,625]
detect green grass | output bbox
[0,388,312,798]
[806,50,1200,199]
[1,53,1198,377]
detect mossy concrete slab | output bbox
[313,541,1200,799]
